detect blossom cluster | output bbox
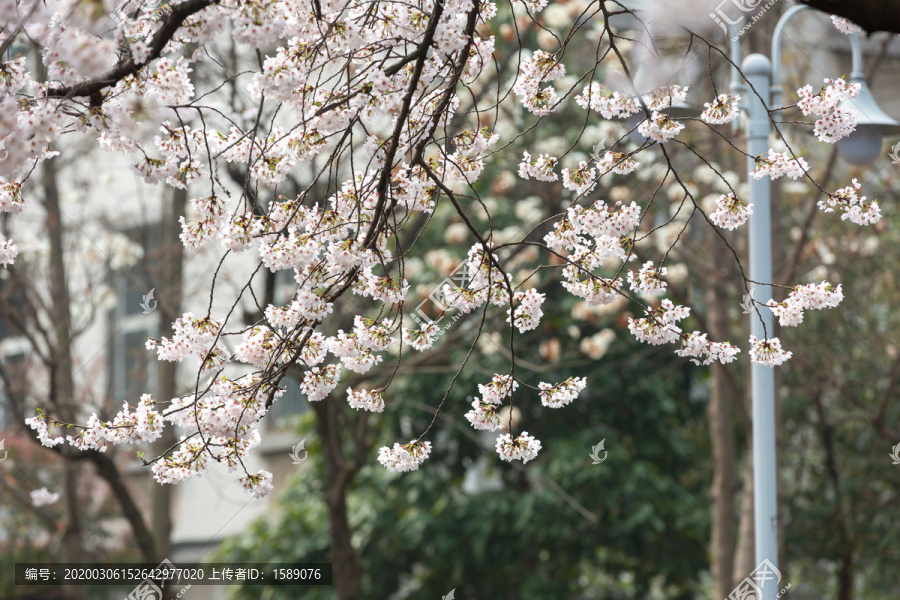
[402,322,441,351]
[710,193,753,231]
[562,273,621,307]
[465,399,503,431]
[549,199,639,312]
[796,78,861,143]
[637,111,685,143]
[538,377,587,408]
[627,261,667,296]
[575,83,641,119]
[0,236,18,268]
[164,375,275,440]
[26,396,164,451]
[146,313,226,371]
[750,150,809,180]
[561,162,599,195]
[766,281,843,327]
[518,150,559,181]
[574,83,688,122]
[495,432,542,464]
[818,179,882,226]
[378,440,433,472]
[31,488,60,507]
[830,15,862,34]
[643,85,689,111]
[0,169,17,258]
[150,438,209,485]
[301,365,341,402]
[595,151,639,176]
[237,471,274,499]
[477,374,519,404]
[442,243,514,314]
[797,78,860,118]
[701,94,741,125]
[347,387,386,413]
[453,128,500,156]
[0,181,25,214]
[24,413,65,448]
[676,333,741,366]
[749,336,793,367]
[627,299,690,346]
[547,201,640,255]
[513,51,564,116]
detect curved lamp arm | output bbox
[728,24,742,93]
[727,23,743,132]
[770,6,865,104]
[768,8,895,166]
[847,32,865,81]
[771,3,811,110]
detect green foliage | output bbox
[777,189,900,598]
[215,325,713,598]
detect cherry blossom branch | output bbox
[45,0,220,101]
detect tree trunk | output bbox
[43,156,84,599]
[151,185,187,566]
[707,293,736,598]
[325,482,361,600]
[312,399,362,600]
[733,451,755,582]
[88,450,159,561]
[812,391,855,600]
[838,547,854,600]
[150,186,187,600]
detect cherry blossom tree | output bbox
[0,142,178,591]
[0,0,883,522]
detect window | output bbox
[108,224,161,404]
[266,375,308,429]
[0,273,28,430]
[0,343,27,431]
[0,270,26,340]
[264,271,310,429]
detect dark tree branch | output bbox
[798,0,900,35]
[45,0,218,101]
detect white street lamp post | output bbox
[627,10,899,598]
[741,52,779,600]
[731,7,900,599]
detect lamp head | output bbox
[837,76,900,165]
[837,124,883,166]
